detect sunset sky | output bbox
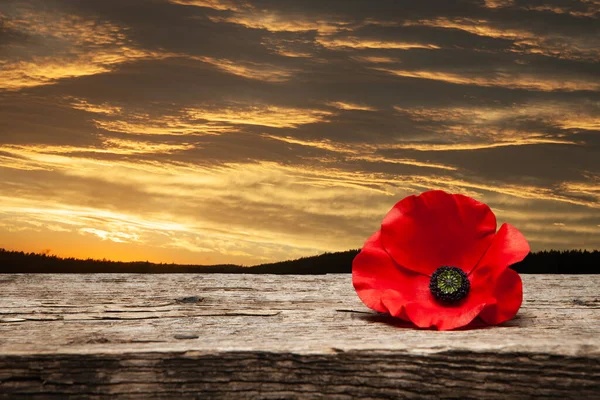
[0,0,599,266]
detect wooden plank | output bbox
[0,274,599,398]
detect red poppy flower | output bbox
[352,190,529,330]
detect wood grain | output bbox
[0,274,598,398]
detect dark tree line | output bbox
[0,248,597,274]
[512,250,599,274]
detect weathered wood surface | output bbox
[0,274,598,399]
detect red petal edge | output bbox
[471,223,530,280]
[352,230,426,319]
[479,268,523,325]
[471,223,529,325]
[380,190,497,276]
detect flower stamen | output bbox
[429,266,470,303]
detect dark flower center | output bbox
[429,266,470,303]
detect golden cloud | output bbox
[483,0,515,8]
[326,101,376,111]
[407,175,599,209]
[0,7,168,91]
[404,17,600,62]
[79,227,140,243]
[351,56,397,64]
[0,153,53,172]
[261,37,315,58]
[197,56,295,82]
[169,0,244,12]
[261,134,362,154]
[377,68,600,91]
[394,103,600,133]
[318,37,440,50]
[185,105,333,128]
[261,135,458,171]
[94,118,234,136]
[69,97,123,116]
[349,155,458,171]
[523,5,594,17]
[560,179,600,202]
[0,139,195,171]
[206,14,345,34]
[487,0,600,17]
[386,139,577,152]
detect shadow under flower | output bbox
[351,310,523,331]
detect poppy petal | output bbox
[402,266,497,330]
[381,190,497,276]
[399,239,523,330]
[404,300,490,331]
[472,223,530,280]
[479,268,523,325]
[352,230,426,317]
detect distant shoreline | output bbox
[1,248,598,274]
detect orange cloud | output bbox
[350,155,458,171]
[407,176,599,209]
[0,139,195,171]
[206,14,345,34]
[262,38,314,58]
[483,0,515,8]
[487,0,600,17]
[261,135,458,171]
[351,56,397,64]
[404,17,599,62]
[261,134,362,153]
[0,8,168,91]
[68,97,123,115]
[185,105,332,128]
[326,101,376,111]
[560,179,600,202]
[197,56,295,82]
[377,68,600,91]
[94,118,234,136]
[387,139,577,152]
[394,103,600,133]
[318,37,440,50]
[80,227,140,243]
[169,0,244,12]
